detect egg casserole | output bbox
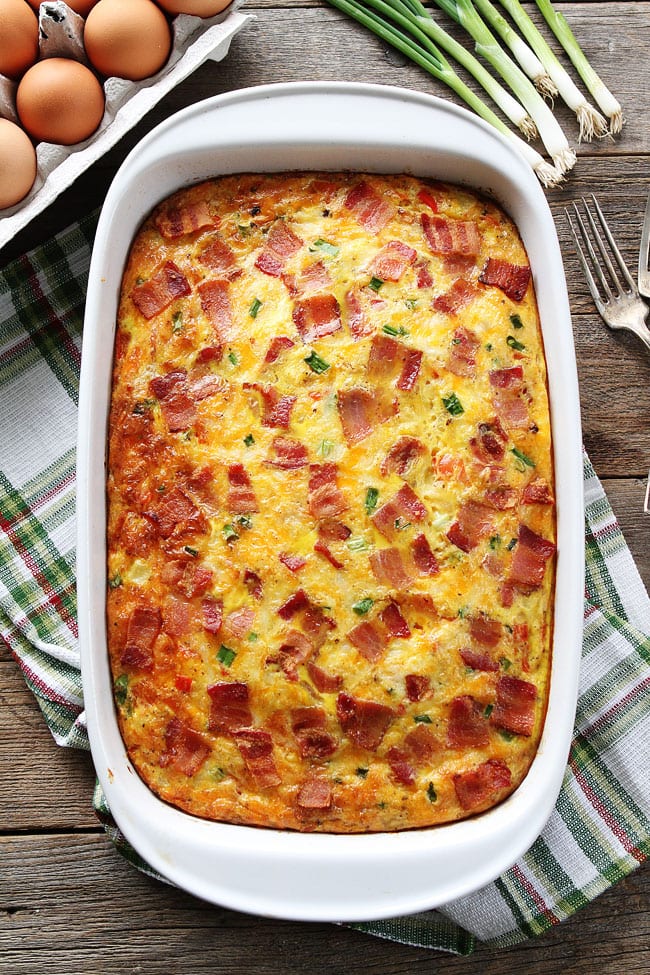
[106,172,556,832]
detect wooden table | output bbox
[2,2,649,971]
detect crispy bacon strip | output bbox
[344,181,396,233]
[292,293,342,343]
[447,695,490,748]
[490,366,529,430]
[509,524,556,592]
[121,605,161,669]
[381,436,425,476]
[372,483,427,540]
[131,261,191,320]
[198,237,240,279]
[369,547,413,589]
[207,681,252,733]
[432,278,477,315]
[244,382,296,429]
[447,326,480,378]
[279,552,307,573]
[291,707,338,760]
[159,718,210,776]
[411,533,440,576]
[380,601,411,639]
[307,661,343,692]
[297,776,333,809]
[264,336,295,363]
[198,279,232,341]
[227,463,258,513]
[469,417,508,464]
[344,288,372,340]
[266,436,309,470]
[446,500,494,553]
[469,615,503,647]
[145,487,206,539]
[234,729,281,789]
[201,596,223,634]
[308,464,348,520]
[491,676,537,736]
[522,477,554,505]
[386,746,416,786]
[369,240,417,281]
[421,213,481,257]
[154,200,216,239]
[336,387,396,445]
[459,648,499,672]
[479,257,531,302]
[223,606,255,639]
[347,620,388,662]
[255,220,303,277]
[336,692,395,750]
[149,369,196,432]
[453,759,512,811]
[397,348,423,391]
[405,674,430,702]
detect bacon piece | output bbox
[187,368,227,402]
[415,259,433,289]
[479,257,531,302]
[344,181,396,233]
[446,500,494,553]
[411,533,440,577]
[149,369,196,432]
[417,187,440,212]
[254,251,283,277]
[318,518,352,543]
[347,620,388,662]
[372,483,427,540]
[490,365,524,389]
[314,540,344,569]
[460,648,499,672]
[484,486,519,510]
[405,674,430,701]
[470,417,508,464]
[292,293,342,343]
[297,776,333,809]
[344,288,372,339]
[336,692,395,750]
[380,601,411,639]
[404,723,439,760]
[198,279,232,341]
[234,729,281,789]
[369,240,417,281]
[121,606,161,669]
[174,562,213,599]
[195,344,224,365]
[267,436,308,469]
[447,695,490,748]
[286,260,332,297]
[162,594,192,639]
[291,707,337,759]
[432,278,477,315]
[336,387,396,445]
[381,436,425,476]
[370,548,413,589]
[397,348,423,391]
[469,615,503,648]
[245,383,296,429]
[207,681,252,733]
[509,524,556,592]
[268,221,303,258]
[223,606,255,639]
[198,237,240,279]
[264,336,295,363]
[159,717,210,776]
[277,590,309,620]
[227,463,258,513]
[131,261,191,319]
[302,604,336,649]
[453,759,512,811]
[279,552,307,573]
[278,629,313,661]
[490,366,529,430]
[155,200,215,239]
[146,487,206,539]
[244,569,263,600]
[201,596,223,634]
[307,661,343,692]
[308,464,348,520]
[447,326,480,377]
[422,213,481,257]
[491,676,537,736]
[387,746,416,786]
[522,477,554,505]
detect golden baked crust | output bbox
[107,172,555,832]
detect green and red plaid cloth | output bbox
[1,214,648,954]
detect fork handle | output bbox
[631,324,650,353]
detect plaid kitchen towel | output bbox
[1,214,649,954]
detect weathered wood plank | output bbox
[1,832,648,975]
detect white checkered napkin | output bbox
[1,218,648,952]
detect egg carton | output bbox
[0,1,252,253]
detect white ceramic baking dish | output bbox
[77,82,584,923]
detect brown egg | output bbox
[155,0,231,15]
[0,118,37,209]
[84,0,172,81]
[17,59,105,145]
[26,0,99,14]
[0,0,39,80]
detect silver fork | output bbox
[638,188,650,300]
[566,195,650,353]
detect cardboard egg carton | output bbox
[0,1,252,252]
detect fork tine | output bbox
[566,207,608,313]
[588,194,637,294]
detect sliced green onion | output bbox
[383,323,409,336]
[534,0,622,134]
[172,311,183,334]
[496,0,608,140]
[484,703,494,718]
[511,446,536,469]
[500,656,512,670]
[183,546,199,557]
[506,334,526,351]
[414,714,433,724]
[489,534,502,550]
[325,0,562,187]
[228,351,238,366]
[347,536,370,552]
[356,767,369,778]
[244,433,255,447]
[304,350,331,373]
[369,276,384,292]
[510,313,524,329]
[237,515,253,530]
[426,781,437,802]
[108,572,122,589]
[442,392,464,416]
[114,674,129,706]
[318,438,335,457]
[353,597,374,615]
[249,297,263,318]
[217,644,237,667]
[364,486,379,514]
[247,632,259,642]
[404,298,417,310]
[312,238,340,256]
[223,523,239,543]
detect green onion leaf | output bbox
[414,714,432,724]
[223,523,239,543]
[489,534,501,550]
[217,645,237,667]
[228,351,239,366]
[114,674,129,706]
[304,351,331,374]
[183,546,199,558]
[426,782,437,803]
[249,298,263,319]
[382,323,409,337]
[484,703,494,718]
[108,572,122,590]
[356,767,369,778]
[442,392,464,416]
[499,728,515,741]
[347,536,370,552]
[312,238,340,256]
[352,597,374,616]
[511,446,536,469]
[510,313,524,329]
[318,438,335,457]
[369,276,384,292]
[247,632,259,643]
[404,298,417,310]
[237,515,252,530]
[506,334,526,351]
[172,311,183,334]
[500,656,512,670]
[364,487,379,514]
[507,537,518,551]
[244,433,255,447]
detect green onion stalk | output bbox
[325,0,562,187]
[470,0,557,97]
[421,0,576,173]
[535,0,623,134]
[495,0,607,140]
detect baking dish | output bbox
[77,82,584,922]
